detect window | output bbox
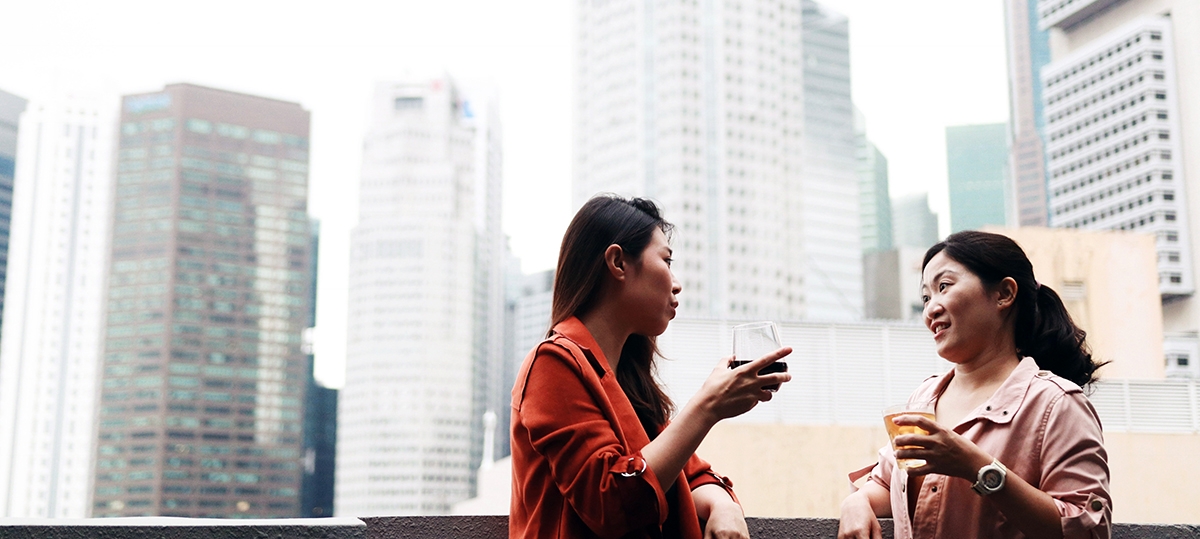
[395,97,424,110]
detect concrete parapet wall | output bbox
[0,516,1196,538]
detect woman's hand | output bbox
[838,489,883,539]
[697,489,749,539]
[695,348,792,421]
[891,414,992,481]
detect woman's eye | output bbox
[939,282,948,292]
[921,295,930,304]
[665,258,673,267]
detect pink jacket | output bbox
[851,357,1111,539]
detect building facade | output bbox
[946,123,1011,233]
[1005,0,1054,226]
[890,193,940,249]
[301,220,336,518]
[339,77,501,515]
[856,109,892,254]
[0,94,110,518]
[0,90,23,338]
[92,84,312,518]
[1038,1,1200,372]
[574,0,862,321]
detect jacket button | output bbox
[1091,500,1103,511]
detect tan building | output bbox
[985,226,1165,379]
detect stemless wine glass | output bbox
[730,321,787,391]
[882,400,937,469]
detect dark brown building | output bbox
[93,84,311,518]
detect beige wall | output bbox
[698,422,1200,524]
[982,227,1165,379]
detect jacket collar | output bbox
[927,356,1039,429]
[551,316,610,378]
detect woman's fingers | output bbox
[889,414,940,431]
[739,346,793,371]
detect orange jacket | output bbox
[510,317,738,538]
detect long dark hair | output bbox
[923,230,1108,387]
[551,195,676,436]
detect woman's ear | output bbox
[604,244,626,281]
[996,277,1018,310]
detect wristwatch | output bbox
[971,459,1008,496]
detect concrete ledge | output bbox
[0,517,366,539]
[0,516,1196,538]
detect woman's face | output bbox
[622,228,681,337]
[921,251,1009,364]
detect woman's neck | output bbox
[952,344,1021,393]
[578,307,630,372]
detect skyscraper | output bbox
[467,95,505,497]
[92,84,312,518]
[1042,13,1192,297]
[856,108,892,254]
[946,123,1010,233]
[301,219,336,518]
[1004,0,1053,226]
[1037,0,1200,374]
[0,93,109,519]
[0,89,25,344]
[339,77,502,515]
[891,193,940,250]
[574,0,862,321]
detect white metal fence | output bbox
[657,318,1200,433]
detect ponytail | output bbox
[924,231,1108,387]
[1016,284,1105,387]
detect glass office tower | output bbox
[93,83,312,518]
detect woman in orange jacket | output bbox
[510,195,791,539]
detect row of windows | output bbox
[184,118,307,149]
[1054,174,1165,214]
[1045,55,1158,106]
[1051,145,1169,180]
[1051,124,1157,161]
[1047,85,1159,126]
[1045,30,1161,88]
[1062,206,1175,231]
[1050,100,1165,148]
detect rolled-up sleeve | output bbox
[517,344,669,537]
[1038,392,1111,539]
[685,454,738,504]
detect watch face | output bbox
[982,469,1004,489]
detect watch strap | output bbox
[971,459,1008,496]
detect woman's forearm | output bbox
[640,397,719,486]
[985,473,1064,539]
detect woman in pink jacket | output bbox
[839,230,1111,539]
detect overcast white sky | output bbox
[0,0,1008,387]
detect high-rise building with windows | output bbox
[1038,0,1200,375]
[856,108,892,254]
[0,89,25,343]
[1042,11,1192,297]
[0,93,109,519]
[91,84,312,518]
[574,0,862,321]
[891,193,940,250]
[300,219,336,518]
[946,123,1010,233]
[1004,0,1053,226]
[338,77,503,515]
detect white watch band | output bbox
[971,459,1008,496]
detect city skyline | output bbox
[0,0,1008,387]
